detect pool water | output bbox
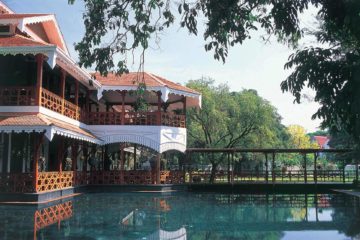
[0,192,359,240]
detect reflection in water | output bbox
[0,193,359,239]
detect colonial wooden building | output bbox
[0,3,201,200]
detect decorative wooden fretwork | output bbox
[0,173,34,193]
[37,171,73,192]
[160,170,185,184]
[41,88,80,121]
[34,201,73,231]
[123,170,152,184]
[87,111,185,127]
[161,112,186,128]
[0,86,35,106]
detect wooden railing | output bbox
[87,111,185,127]
[161,112,186,128]
[0,86,35,106]
[0,172,34,193]
[187,170,357,184]
[41,88,80,120]
[37,171,73,192]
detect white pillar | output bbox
[7,133,11,173]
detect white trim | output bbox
[88,125,186,153]
[0,125,100,144]
[97,85,201,105]
[0,2,14,14]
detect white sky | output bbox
[5,0,323,132]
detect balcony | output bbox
[87,111,186,127]
[0,86,186,128]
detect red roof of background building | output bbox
[0,34,51,47]
[93,72,200,94]
[313,136,330,148]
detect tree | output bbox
[70,0,360,149]
[287,125,318,149]
[186,78,289,182]
[68,0,312,75]
[280,0,360,146]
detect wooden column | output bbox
[121,91,126,125]
[182,96,187,126]
[58,138,64,173]
[314,152,318,184]
[304,153,307,183]
[86,90,90,113]
[356,157,359,184]
[0,133,4,173]
[6,133,11,173]
[72,142,79,183]
[74,81,79,106]
[83,144,88,172]
[35,54,44,105]
[227,152,231,184]
[120,143,125,171]
[33,133,44,192]
[60,70,66,98]
[265,153,269,184]
[156,153,161,184]
[157,91,162,125]
[271,152,276,183]
[133,144,137,170]
[343,159,346,183]
[231,151,234,183]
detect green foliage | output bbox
[281,0,360,145]
[70,0,315,75]
[186,78,290,177]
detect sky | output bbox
[4,0,323,132]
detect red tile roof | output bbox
[93,72,199,94]
[0,34,51,47]
[0,113,97,139]
[0,13,51,19]
[313,136,330,148]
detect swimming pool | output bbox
[0,192,359,239]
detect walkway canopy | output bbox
[0,113,100,144]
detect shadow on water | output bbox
[0,192,359,240]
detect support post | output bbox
[121,91,125,125]
[304,153,307,183]
[72,141,79,184]
[356,157,359,184]
[272,152,275,184]
[182,96,187,127]
[265,153,268,184]
[157,91,162,125]
[33,133,44,192]
[156,153,161,184]
[35,54,44,105]
[6,133,11,173]
[133,144,137,170]
[60,69,66,114]
[343,159,346,183]
[74,81,79,106]
[227,152,231,184]
[120,143,125,171]
[58,138,64,173]
[0,133,3,173]
[314,152,318,184]
[231,151,234,183]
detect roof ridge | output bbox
[36,113,52,126]
[146,72,166,86]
